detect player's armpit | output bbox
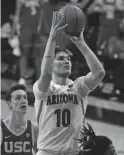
[84,70,105,90]
[0,126,3,146]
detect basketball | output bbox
[58,5,85,37]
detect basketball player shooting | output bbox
[33,11,105,155]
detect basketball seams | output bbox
[58,5,85,36]
[73,6,78,35]
[65,5,69,34]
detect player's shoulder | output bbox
[0,118,3,126]
[0,118,7,128]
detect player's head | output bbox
[53,46,73,78]
[76,123,117,155]
[6,84,28,113]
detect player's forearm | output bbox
[37,36,56,91]
[77,41,105,76]
[41,36,56,76]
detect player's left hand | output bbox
[63,29,85,45]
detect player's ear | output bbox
[7,101,13,110]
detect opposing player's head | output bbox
[6,84,28,113]
[76,123,117,155]
[53,46,73,78]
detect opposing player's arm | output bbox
[67,31,105,96]
[35,12,67,95]
[31,122,39,154]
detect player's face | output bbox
[104,144,117,155]
[9,90,28,113]
[53,52,72,77]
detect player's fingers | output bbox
[54,11,57,25]
[62,32,71,38]
[58,24,68,31]
[79,31,84,40]
[52,12,55,26]
[56,14,64,28]
[83,149,92,152]
[72,36,78,40]
[52,11,58,26]
[62,32,78,42]
[68,36,78,42]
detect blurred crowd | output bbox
[1,0,124,101]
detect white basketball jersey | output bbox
[33,77,91,154]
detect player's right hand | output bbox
[49,11,68,40]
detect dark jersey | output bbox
[1,120,33,155]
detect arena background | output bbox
[1,0,124,154]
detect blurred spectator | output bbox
[84,0,100,52]
[1,0,16,25]
[17,0,43,85]
[96,0,124,48]
[40,0,69,49]
[105,19,124,100]
[1,0,18,78]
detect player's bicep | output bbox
[74,76,92,97]
[84,71,104,90]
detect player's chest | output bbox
[43,91,82,113]
[2,133,32,154]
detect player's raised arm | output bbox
[37,12,67,92]
[66,30,105,92]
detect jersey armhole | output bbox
[0,126,3,145]
[31,122,35,146]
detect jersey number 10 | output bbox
[54,109,71,127]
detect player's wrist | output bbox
[75,39,86,48]
[49,33,57,41]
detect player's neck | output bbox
[7,111,27,131]
[52,74,69,85]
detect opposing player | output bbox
[76,123,117,155]
[1,84,39,155]
[33,11,105,155]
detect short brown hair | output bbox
[6,84,27,102]
[55,46,73,58]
